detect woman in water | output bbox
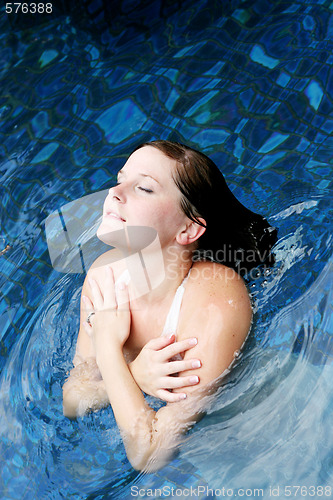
[63,140,277,471]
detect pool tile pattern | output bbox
[0,0,332,498]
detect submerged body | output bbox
[64,257,252,470]
[63,141,275,471]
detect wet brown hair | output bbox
[133,140,278,274]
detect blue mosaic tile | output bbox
[0,0,332,498]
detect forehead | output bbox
[123,146,177,179]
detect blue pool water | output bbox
[0,0,332,498]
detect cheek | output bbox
[130,196,185,235]
[154,202,185,236]
[134,199,175,222]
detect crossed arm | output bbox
[62,263,252,471]
[62,333,201,418]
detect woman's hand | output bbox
[129,335,201,402]
[82,266,131,365]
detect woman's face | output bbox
[97,146,188,248]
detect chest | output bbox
[121,269,203,360]
[123,304,167,359]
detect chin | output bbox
[96,223,114,246]
[96,222,129,250]
[97,222,161,255]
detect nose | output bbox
[109,183,124,202]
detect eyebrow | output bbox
[117,170,160,184]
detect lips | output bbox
[104,210,126,222]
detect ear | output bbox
[176,218,206,246]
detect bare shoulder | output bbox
[181,261,253,339]
[177,261,253,390]
[188,261,251,312]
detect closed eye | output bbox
[113,181,153,193]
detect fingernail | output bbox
[190,376,199,384]
[189,338,197,346]
[192,360,201,368]
[180,393,187,400]
[117,281,125,290]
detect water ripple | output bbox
[1,0,332,497]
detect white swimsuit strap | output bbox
[115,267,191,338]
[161,268,192,337]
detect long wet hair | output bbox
[133,140,278,274]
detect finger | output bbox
[115,281,130,311]
[82,294,94,313]
[156,389,187,403]
[83,321,93,337]
[104,266,116,310]
[161,374,199,390]
[163,358,201,376]
[161,337,198,361]
[82,296,96,330]
[88,277,104,310]
[144,335,176,351]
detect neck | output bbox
[122,240,193,306]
